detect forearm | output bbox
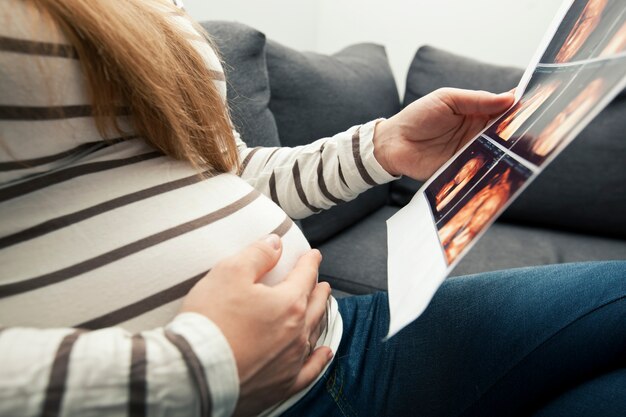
[236,120,398,219]
[0,313,238,417]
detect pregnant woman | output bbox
[1,1,625,416]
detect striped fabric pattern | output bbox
[0,0,396,416]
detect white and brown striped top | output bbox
[0,1,396,416]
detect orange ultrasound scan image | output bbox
[494,82,559,141]
[555,0,608,63]
[438,168,514,264]
[434,155,486,212]
[599,20,626,57]
[530,78,605,157]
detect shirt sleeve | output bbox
[0,313,239,417]
[234,121,399,219]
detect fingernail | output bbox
[327,350,334,361]
[263,234,281,250]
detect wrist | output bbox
[373,118,401,176]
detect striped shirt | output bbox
[0,1,396,416]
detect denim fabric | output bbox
[282,262,626,416]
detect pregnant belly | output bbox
[0,172,310,331]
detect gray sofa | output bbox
[202,21,626,296]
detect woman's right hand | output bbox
[180,235,333,416]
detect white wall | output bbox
[185,0,565,94]
[315,0,565,91]
[183,0,320,52]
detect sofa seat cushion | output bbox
[318,205,626,294]
[201,21,280,148]
[451,224,626,277]
[397,45,626,240]
[318,205,397,294]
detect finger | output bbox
[487,94,517,119]
[305,282,331,346]
[440,88,514,116]
[308,311,326,350]
[221,234,282,283]
[277,249,322,296]
[306,282,331,330]
[288,347,333,395]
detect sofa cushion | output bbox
[266,41,401,146]
[403,45,523,107]
[266,41,401,244]
[318,205,396,294]
[318,205,626,294]
[396,46,626,239]
[451,224,626,277]
[201,21,280,147]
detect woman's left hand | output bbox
[373,88,515,180]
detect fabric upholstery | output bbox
[318,206,396,294]
[451,223,626,277]
[266,41,400,146]
[201,21,280,147]
[403,45,523,107]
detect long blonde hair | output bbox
[31,0,238,173]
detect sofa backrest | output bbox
[200,21,280,148]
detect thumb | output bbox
[440,88,514,116]
[228,234,283,283]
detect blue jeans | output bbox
[282,262,626,416]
